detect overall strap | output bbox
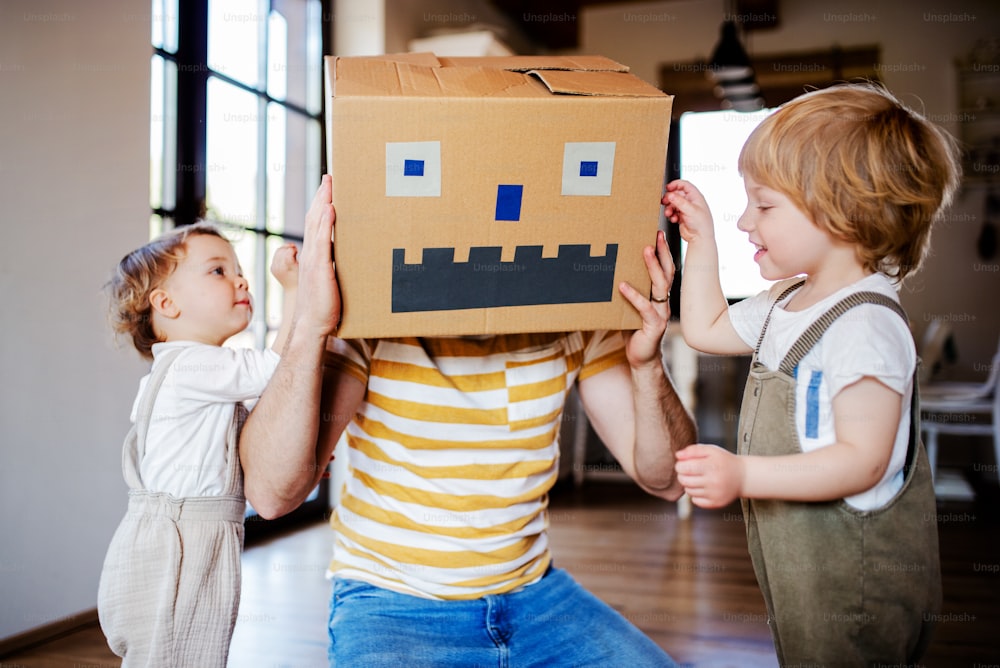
[122,348,183,489]
[778,291,908,376]
[754,279,806,355]
[221,402,249,497]
[135,348,184,459]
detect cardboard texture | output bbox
[325,53,673,338]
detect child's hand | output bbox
[662,179,715,243]
[270,243,299,290]
[674,444,744,509]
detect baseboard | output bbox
[0,608,100,658]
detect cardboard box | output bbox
[325,53,673,338]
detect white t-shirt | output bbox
[729,274,915,511]
[133,341,280,497]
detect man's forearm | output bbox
[631,358,696,498]
[242,321,328,519]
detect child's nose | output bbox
[736,211,752,232]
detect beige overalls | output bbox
[98,348,248,667]
[739,284,941,666]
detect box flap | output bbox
[438,55,629,73]
[529,69,667,97]
[333,55,545,97]
[331,53,663,99]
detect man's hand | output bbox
[295,174,340,337]
[618,229,674,368]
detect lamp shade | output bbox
[708,20,763,110]
[709,21,752,81]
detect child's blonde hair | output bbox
[738,82,961,281]
[107,223,228,360]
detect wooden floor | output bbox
[4,480,999,667]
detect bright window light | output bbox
[679,108,776,300]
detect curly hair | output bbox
[738,82,961,282]
[106,223,227,360]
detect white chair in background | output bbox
[919,337,1000,498]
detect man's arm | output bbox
[578,355,695,501]
[241,176,354,519]
[580,230,697,500]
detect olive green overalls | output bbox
[738,283,941,666]
[98,348,248,667]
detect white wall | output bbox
[0,0,150,640]
[383,0,532,56]
[334,0,385,55]
[582,0,1000,377]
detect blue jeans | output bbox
[328,566,677,667]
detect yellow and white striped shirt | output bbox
[324,332,626,600]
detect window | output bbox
[152,0,327,347]
[150,0,332,531]
[678,108,775,301]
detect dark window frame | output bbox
[153,0,334,536]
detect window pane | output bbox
[151,0,179,53]
[223,226,265,349]
[267,9,288,100]
[149,213,171,241]
[265,234,291,345]
[208,0,264,88]
[269,0,323,112]
[266,102,287,233]
[679,108,776,300]
[267,105,321,239]
[305,0,322,114]
[150,55,164,210]
[206,77,259,228]
[150,55,177,212]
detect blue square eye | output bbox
[387,142,440,196]
[404,159,425,176]
[563,142,615,196]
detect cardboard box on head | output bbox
[325,53,673,338]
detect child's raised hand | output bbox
[674,443,744,509]
[270,243,299,290]
[662,180,715,243]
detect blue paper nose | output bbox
[495,184,523,221]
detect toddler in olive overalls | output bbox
[663,83,961,664]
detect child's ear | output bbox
[149,288,179,319]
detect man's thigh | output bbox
[328,577,498,667]
[328,570,677,667]
[506,567,676,667]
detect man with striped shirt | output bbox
[241,177,697,667]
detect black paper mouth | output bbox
[391,244,618,313]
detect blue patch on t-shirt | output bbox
[805,370,823,439]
